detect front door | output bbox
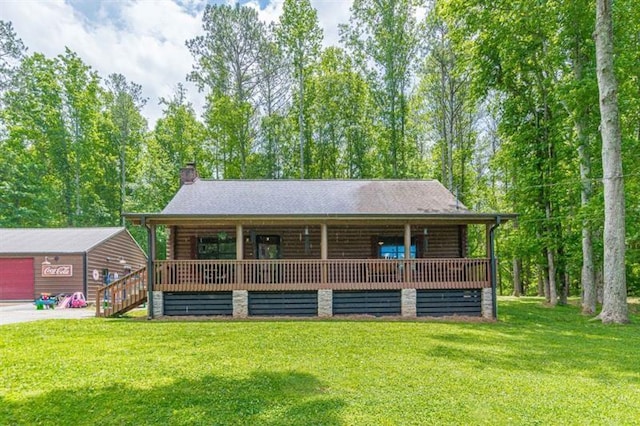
[256,235,281,259]
[256,235,281,283]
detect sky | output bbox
[2,0,353,126]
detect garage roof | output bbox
[0,227,125,254]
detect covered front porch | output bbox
[133,218,503,318]
[153,220,496,286]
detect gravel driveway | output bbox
[0,303,95,325]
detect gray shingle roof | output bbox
[0,227,125,254]
[161,180,470,216]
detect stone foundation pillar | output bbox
[233,290,248,318]
[152,291,163,317]
[401,289,417,317]
[318,289,333,317]
[481,288,493,319]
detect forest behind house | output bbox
[1,0,638,320]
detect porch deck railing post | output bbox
[489,217,501,319]
[321,224,328,284]
[146,221,156,319]
[236,224,244,285]
[404,224,412,283]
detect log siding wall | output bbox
[171,225,466,261]
[87,230,147,302]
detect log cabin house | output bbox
[100,164,513,319]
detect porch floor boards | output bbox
[155,281,490,292]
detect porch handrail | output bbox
[96,266,147,317]
[153,258,490,290]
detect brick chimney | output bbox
[180,162,199,186]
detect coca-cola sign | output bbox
[42,265,73,277]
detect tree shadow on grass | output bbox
[418,302,640,384]
[1,371,345,426]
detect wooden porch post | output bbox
[236,224,243,285]
[321,224,328,284]
[146,222,156,319]
[486,224,491,258]
[404,224,411,282]
[489,218,501,319]
[321,224,328,260]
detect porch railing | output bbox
[96,266,147,317]
[153,258,490,291]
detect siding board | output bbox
[333,290,402,316]
[34,255,84,298]
[87,230,147,302]
[164,292,233,316]
[416,289,481,317]
[248,291,318,316]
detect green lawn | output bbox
[1,298,639,425]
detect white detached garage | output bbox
[0,228,146,302]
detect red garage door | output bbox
[0,258,35,300]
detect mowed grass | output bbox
[1,298,639,425]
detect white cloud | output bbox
[3,0,205,127]
[245,0,353,46]
[244,0,283,25]
[2,0,353,126]
[313,0,353,47]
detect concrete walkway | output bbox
[0,302,95,326]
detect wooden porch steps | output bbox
[96,266,147,317]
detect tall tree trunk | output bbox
[579,137,596,314]
[567,29,596,314]
[512,258,522,297]
[546,248,558,306]
[561,272,570,305]
[117,99,130,227]
[390,91,398,178]
[440,60,449,189]
[120,137,126,226]
[557,241,568,306]
[522,260,530,295]
[537,264,545,297]
[596,266,604,304]
[447,86,454,191]
[595,0,628,323]
[543,262,551,302]
[545,203,558,306]
[298,69,305,179]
